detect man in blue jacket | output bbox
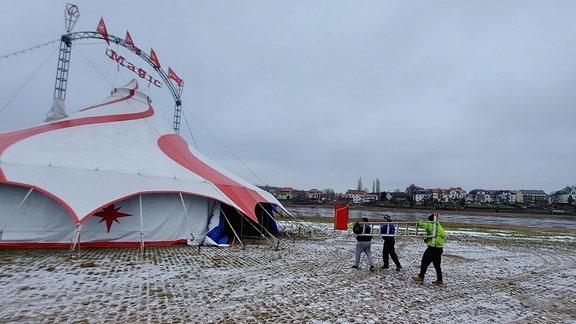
[380,215,402,271]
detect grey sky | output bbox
[1,1,575,194]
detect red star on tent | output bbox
[94,204,132,233]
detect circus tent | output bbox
[0,80,284,248]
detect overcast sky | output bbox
[1,1,575,194]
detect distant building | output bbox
[344,189,378,204]
[447,187,467,201]
[274,187,295,200]
[495,190,516,204]
[306,188,322,200]
[551,186,576,204]
[414,189,429,203]
[428,188,447,202]
[466,189,493,204]
[384,191,411,204]
[516,190,548,206]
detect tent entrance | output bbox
[219,203,279,240]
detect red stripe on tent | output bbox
[0,82,152,223]
[0,239,187,249]
[0,89,150,159]
[158,134,266,222]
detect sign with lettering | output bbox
[105,48,162,88]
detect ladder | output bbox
[353,211,441,241]
[354,221,436,239]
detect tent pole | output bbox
[179,192,194,246]
[69,223,82,258]
[139,195,144,257]
[280,208,318,237]
[220,207,244,249]
[256,203,283,248]
[239,211,280,250]
[1,188,35,236]
[19,188,34,208]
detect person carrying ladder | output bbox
[380,214,402,271]
[413,212,445,285]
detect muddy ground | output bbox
[0,223,575,323]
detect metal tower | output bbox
[46,4,80,122]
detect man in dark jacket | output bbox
[352,217,375,271]
[380,214,402,271]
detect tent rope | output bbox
[180,106,269,186]
[275,208,320,238]
[0,39,59,60]
[0,46,59,117]
[73,44,115,90]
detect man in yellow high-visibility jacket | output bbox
[413,213,445,285]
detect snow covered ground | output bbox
[0,222,575,323]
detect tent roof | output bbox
[0,80,282,223]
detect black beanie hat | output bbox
[428,214,435,221]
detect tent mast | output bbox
[46,3,79,122]
[45,4,185,132]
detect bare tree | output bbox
[375,178,380,193]
[405,184,419,205]
[322,188,335,201]
[357,177,363,191]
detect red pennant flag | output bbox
[168,67,184,87]
[97,17,110,46]
[149,48,161,69]
[125,31,140,55]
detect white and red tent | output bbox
[0,80,285,248]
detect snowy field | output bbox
[0,222,575,323]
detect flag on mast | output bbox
[97,17,110,46]
[168,68,184,86]
[149,48,161,69]
[125,31,140,55]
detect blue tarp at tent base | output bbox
[206,211,228,245]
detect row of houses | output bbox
[270,185,576,206]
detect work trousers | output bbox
[382,240,401,268]
[419,246,443,281]
[354,241,375,267]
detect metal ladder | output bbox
[354,221,436,239]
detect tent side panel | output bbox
[0,184,75,244]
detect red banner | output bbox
[97,17,110,46]
[168,67,183,87]
[334,205,349,230]
[125,31,140,55]
[149,48,161,68]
